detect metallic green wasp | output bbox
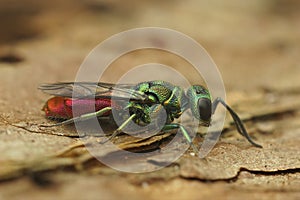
[39,80,262,153]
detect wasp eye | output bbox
[198,98,212,122]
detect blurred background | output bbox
[1,0,299,89]
[0,0,299,199]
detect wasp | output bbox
[39,80,262,153]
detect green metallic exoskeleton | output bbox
[39,80,262,154]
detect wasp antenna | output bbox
[212,97,262,148]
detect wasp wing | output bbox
[38,82,148,101]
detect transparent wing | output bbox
[38,82,147,100]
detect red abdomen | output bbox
[43,97,113,119]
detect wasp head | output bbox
[186,85,212,126]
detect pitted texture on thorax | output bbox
[134,81,175,104]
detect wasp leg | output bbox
[100,114,137,144]
[41,107,113,127]
[162,123,199,154]
[212,97,262,148]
